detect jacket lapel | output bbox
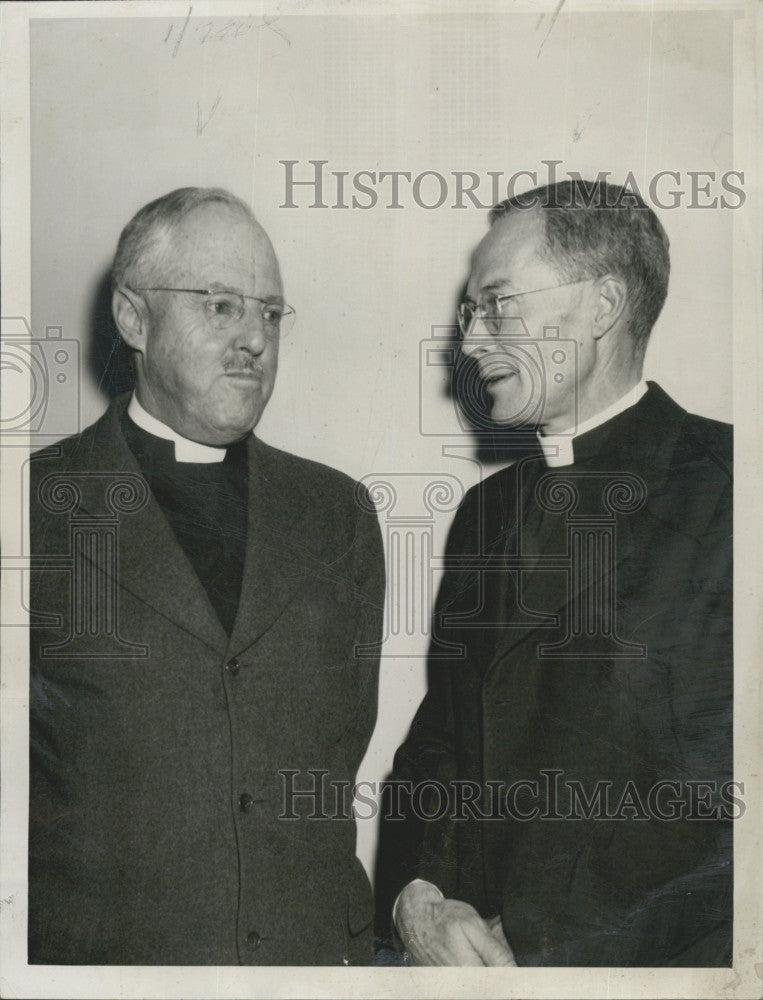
[62,403,316,656]
[62,398,228,654]
[482,383,685,678]
[508,478,640,659]
[227,437,310,654]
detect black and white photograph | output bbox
[0,1,760,997]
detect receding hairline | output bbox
[111,187,268,291]
[162,200,271,255]
[472,203,551,278]
[483,179,671,355]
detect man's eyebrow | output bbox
[461,282,514,304]
[206,282,285,302]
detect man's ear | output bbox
[112,286,147,353]
[592,275,627,340]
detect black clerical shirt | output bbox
[121,411,248,635]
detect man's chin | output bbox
[487,388,546,430]
[193,412,263,447]
[203,395,272,444]
[213,421,260,446]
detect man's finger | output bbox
[397,890,505,966]
[462,915,516,966]
[486,919,517,965]
[406,916,487,966]
[476,933,516,966]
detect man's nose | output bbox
[233,309,268,353]
[459,314,494,358]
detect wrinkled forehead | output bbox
[164,203,282,292]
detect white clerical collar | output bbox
[127,394,229,463]
[537,381,648,468]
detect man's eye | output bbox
[262,305,284,325]
[205,294,238,317]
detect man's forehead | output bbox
[172,203,265,251]
[166,204,280,285]
[468,208,546,289]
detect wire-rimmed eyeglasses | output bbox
[457,279,589,338]
[130,287,296,336]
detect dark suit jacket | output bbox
[28,393,384,965]
[385,383,733,966]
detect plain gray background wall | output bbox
[28,8,737,880]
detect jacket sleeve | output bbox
[342,482,386,773]
[374,494,475,932]
[508,475,734,967]
[607,476,734,967]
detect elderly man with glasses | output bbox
[28,187,384,966]
[383,179,733,967]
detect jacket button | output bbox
[239,792,254,811]
[226,657,240,675]
[246,930,262,949]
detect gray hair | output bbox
[489,179,670,357]
[111,187,257,290]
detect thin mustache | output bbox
[223,359,265,375]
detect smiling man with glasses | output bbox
[28,187,384,965]
[384,179,733,968]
